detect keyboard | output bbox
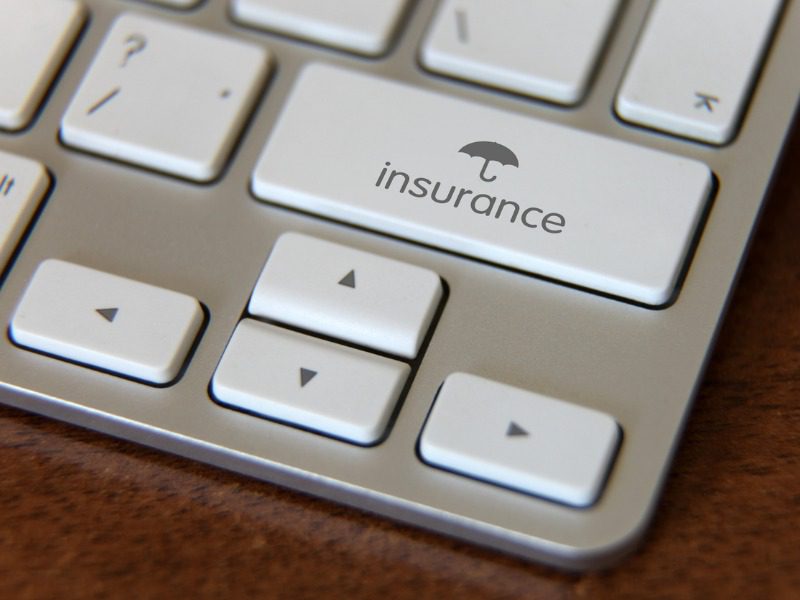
[1,0,797,569]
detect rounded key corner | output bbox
[209,374,397,448]
[6,320,28,351]
[613,101,734,148]
[0,111,29,133]
[7,331,193,389]
[8,309,205,389]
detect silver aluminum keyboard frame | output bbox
[1,1,798,569]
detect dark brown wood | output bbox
[2,125,799,599]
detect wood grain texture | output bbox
[2,127,799,599]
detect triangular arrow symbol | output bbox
[96,307,118,323]
[506,421,528,437]
[338,270,356,289]
[299,368,317,387]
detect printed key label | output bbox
[121,34,147,66]
[373,140,567,235]
[694,92,720,112]
[0,174,15,196]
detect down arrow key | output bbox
[96,307,119,322]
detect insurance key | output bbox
[252,64,712,306]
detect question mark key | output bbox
[60,13,271,181]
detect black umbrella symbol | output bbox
[459,141,519,182]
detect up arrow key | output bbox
[96,307,119,323]
[506,421,528,438]
[248,232,444,358]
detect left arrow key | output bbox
[10,260,203,384]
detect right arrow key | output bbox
[420,373,620,507]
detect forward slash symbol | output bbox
[0,174,15,196]
[87,87,121,115]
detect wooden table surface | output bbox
[2,123,799,599]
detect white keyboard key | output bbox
[420,373,620,507]
[212,320,409,445]
[252,64,712,306]
[0,0,86,130]
[10,260,204,384]
[61,13,270,181]
[616,0,782,144]
[249,233,442,358]
[0,151,49,272]
[421,0,619,104]
[231,0,409,56]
